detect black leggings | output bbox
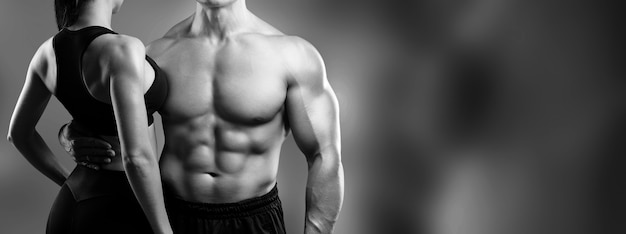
[46,165,152,234]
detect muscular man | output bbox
[60,0,343,233]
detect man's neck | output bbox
[190,0,252,42]
[72,1,113,29]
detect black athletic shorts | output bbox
[46,165,152,234]
[165,185,286,234]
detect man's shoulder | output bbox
[164,15,194,38]
[236,17,309,49]
[145,37,177,58]
[242,32,318,55]
[145,16,194,57]
[278,35,318,55]
[254,34,325,84]
[270,35,322,68]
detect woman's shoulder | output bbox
[95,34,146,56]
[29,37,57,87]
[90,34,147,78]
[86,34,147,69]
[30,36,55,66]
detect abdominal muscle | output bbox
[158,124,284,203]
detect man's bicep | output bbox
[286,84,341,158]
[285,38,340,157]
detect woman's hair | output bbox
[54,0,91,30]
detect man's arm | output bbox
[284,37,344,234]
[58,121,116,170]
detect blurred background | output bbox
[0,0,624,233]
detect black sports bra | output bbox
[53,26,168,136]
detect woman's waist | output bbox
[65,165,135,201]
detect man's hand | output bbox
[59,121,117,170]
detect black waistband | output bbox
[165,185,281,219]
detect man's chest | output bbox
[153,42,289,124]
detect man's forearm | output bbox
[304,148,344,234]
[58,121,118,169]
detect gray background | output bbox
[3,0,625,234]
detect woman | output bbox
[7,0,172,233]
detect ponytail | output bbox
[54,0,90,30]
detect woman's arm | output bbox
[105,36,172,234]
[8,46,70,186]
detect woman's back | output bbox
[28,25,168,170]
[54,26,125,136]
[52,26,165,135]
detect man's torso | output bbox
[148,17,298,203]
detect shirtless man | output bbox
[60,0,343,233]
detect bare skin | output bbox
[63,0,344,232]
[9,0,172,233]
